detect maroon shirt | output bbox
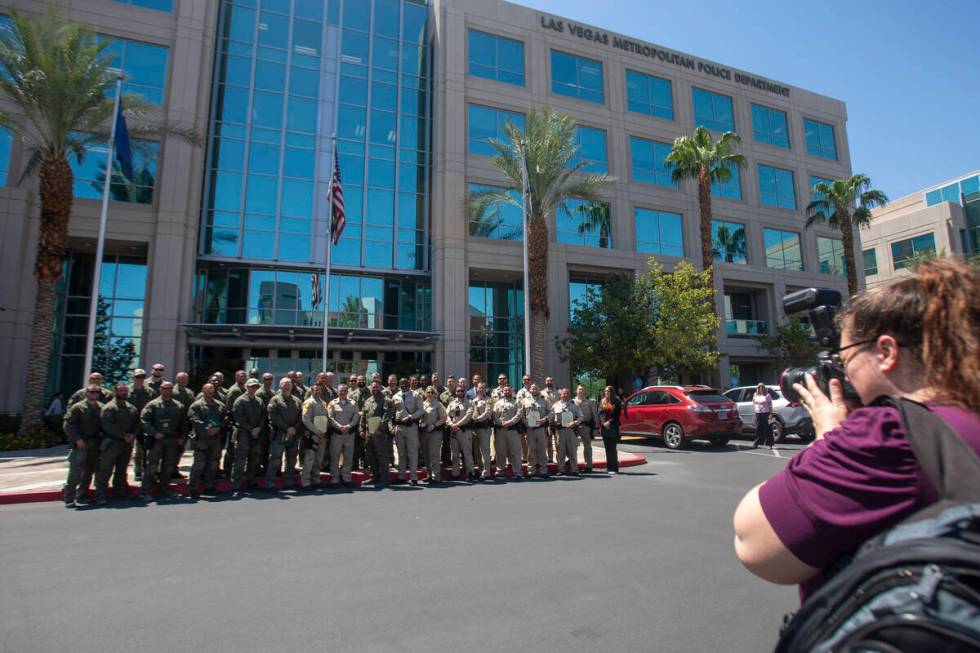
[758,402,980,600]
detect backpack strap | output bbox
[876,395,980,503]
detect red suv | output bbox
[621,386,742,449]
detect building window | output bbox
[635,208,683,256]
[101,37,169,106]
[924,175,979,206]
[817,237,845,276]
[711,162,741,200]
[558,200,611,248]
[863,248,878,276]
[712,220,747,264]
[751,103,789,149]
[469,280,524,384]
[764,228,803,271]
[804,118,837,160]
[569,278,603,319]
[551,50,604,104]
[70,135,159,204]
[0,125,11,186]
[468,104,525,156]
[724,291,767,336]
[196,266,430,331]
[112,0,172,11]
[758,164,796,209]
[625,69,673,120]
[692,87,734,132]
[630,136,674,187]
[572,126,608,174]
[51,253,147,399]
[467,183,522,241]
[891,233,936,270]
[468,29,524,86]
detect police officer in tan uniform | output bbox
[469,383,493,478]
[522,383,551,478]
[574,384,597,473]
[446,386,475,480]
[300,384,330,490]
[421,386,448,483]
[552,388,583,476]
[493,385,524,480]
[541,376,559,463]
[390,377,424,485]
[327,384,359,486]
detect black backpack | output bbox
[774,396,980,653]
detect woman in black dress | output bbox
[598,385,622,474]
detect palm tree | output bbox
[0,6,199,432]
[576,201,611,248]
[465,190,521,240]
[805,174,888,297]
[470,106,612,380]
[665,126,746,290]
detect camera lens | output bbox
[780,367,815,404]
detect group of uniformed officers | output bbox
[62,365,603,507]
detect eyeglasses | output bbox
[86,390,100,394]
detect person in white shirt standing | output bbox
[751,383,774,449]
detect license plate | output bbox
[715,409,729,417]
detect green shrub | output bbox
[0,428,62,452]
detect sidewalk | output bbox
[0,443,646,504]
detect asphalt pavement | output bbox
[0,436,805,653]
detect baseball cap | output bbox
[246,378,261,387]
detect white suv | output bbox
[722,385,814,443]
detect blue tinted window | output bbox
[891,233,936,270]
[764,228,803,270]
[635,208,684,256]
[468,183,522,241]
[467,104,525,156]
[0,126,11,186]
[630,136,674,187]
[569,279,603,319]
[557,200,611,248]
[758,164,796,209]
[961,176,980,196]
[468,280,524,383]
[101,37,169,105]
[711,220,747,264]
[751,104,789,149]
[818,237,845,276]
[863,249,878,276]
[940,183,960,203]
[924,189,942,206]
[804,118,837,160]
[712,162,741,200]
[625,69,673,120]
[572,126,607,174]
[692,87,734,132]
[70,134,159,204]
[113,0,172,11]
[551,50,604,104]
[468,29,525,86]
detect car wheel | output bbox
[662,422,685,450]
[798,427,815,443]
[710,436,729,448]
[771,418,785,443]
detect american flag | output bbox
[311,152,346,309]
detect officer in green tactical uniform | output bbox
[254,372,276,475]
[68,373,112,406]
[187,383,227,498]
[62,385,104,507]
[140,381,186,501]
[231,378,265,494]
[361,380,393,486]
[171,372,196,480]
[128,369,156,481]
[220,370,248,479]
[95,383,139,504]
[266,377,303,490]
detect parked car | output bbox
[620,385,742,449]
[722,385,814,443]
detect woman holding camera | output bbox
[733,258,980,599]
[751,383,774,449]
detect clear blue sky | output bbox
[519,0,980,200]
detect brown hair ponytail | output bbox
[840,258,980,409]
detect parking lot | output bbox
[0,435,805,653]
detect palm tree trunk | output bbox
[839,212,859,298]
[697,168,714,290]
[527,211,550,382]
[19,154,74,435]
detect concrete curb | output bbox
[0,453,647,505]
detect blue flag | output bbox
[114,99,133,181]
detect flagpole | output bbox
[83,76,124,382]
[321,134,336,374]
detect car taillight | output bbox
[788,401,801,407]
[688,404,712,413]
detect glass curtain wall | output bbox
[200,0,431,331]
[468,281,524,384]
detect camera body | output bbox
[778,288,857,404]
